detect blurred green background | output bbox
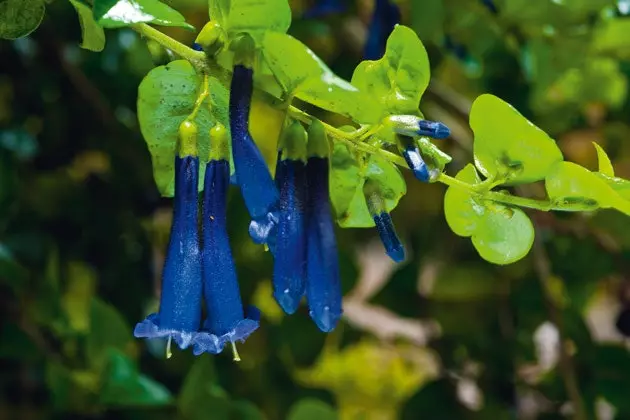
[2,0,630,419]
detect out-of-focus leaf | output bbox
[0,0,45,40]
[100,350,172,407]
[592,18,630,59]
[93,0,194,30]
[287,399,337,420]
[87,298,133,366]
[61,261,97,333]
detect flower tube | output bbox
[229,39,280,244]
[304,121,342,332]
[193,123,259,358]
[134,120,203,352]
[272,121,309,314]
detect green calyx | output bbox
[195,21,227,56]
[208,123,230,161]
[363,180,385,216]
[178,120,198,157]
[231,33,256,68]
[307,120,330,159]
[279,120,308,162]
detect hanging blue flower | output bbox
[271,121,309,314]
[302,0,347,19]
[193,124,260,357]
[364,0,401,60]
[230,49,280,245]
[365,182,405,262]
[304,122,342,332]
[134,121,203,352]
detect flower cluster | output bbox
[135,32,451,357]
[134,119,259,359]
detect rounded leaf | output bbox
[470,94,563,184]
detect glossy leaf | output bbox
[0,0,45,40]
[351,25,430,122]
[93,0,194,30]
[261,32,382,123]
[70,0,106,52]
[444,164,535,265]
[545,161,630,215]
[329,144,406,228]
[593,142,615,177]
[137,60,229,196]
[208,0,291,42]
[287,399,338,420]
[470,94,564,184]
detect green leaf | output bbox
[213,0,290,43]
[100,350,172,407]
[592,18,630,59]
[61,261,97,334]
[330,144,406,228]
[444,164,535,265]
[261,32,382,123]
[137,60,229,196]
[593,142,614,177]
[351,25,430,122]
[410,0,444,43]
[70,0,106,52]
[287,399,338,420]
[93,0,194,30]
[545,161,630,215]
[87,298,133,366]
[470,94,564,184]
[0,0,45,40]
[179,356,232,420]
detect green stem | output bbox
[132,24,208,72]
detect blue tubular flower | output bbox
[229,47,280,244]
[193,124,259,357]
[134,121,203,351]
[364,182,405,262]
[302,0,346,19]
[397,134,437,183]
[304,122,342,332]
[272,121,309,314]
[386,115,451,139]
[480,0,498,14]
[364,0,401,60]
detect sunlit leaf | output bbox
[444,164,535,264]
[261,32,381,122]
[351,25,431,122]
[545,161,630,215]
[93,0,194,30]
[470,94,563,184]
[593,142,615,177]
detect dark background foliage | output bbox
[2,0,630,419]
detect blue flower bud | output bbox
[230,64,280,243]
[364,0,400,60]
[402,145,430,182]
[134,121,202,350]
[365,184,405,262]
[386,115,451,139]
[191,42,203,51]
[193,154,259,356]
[272,122,309,314]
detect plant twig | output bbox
[531,233,588,420]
